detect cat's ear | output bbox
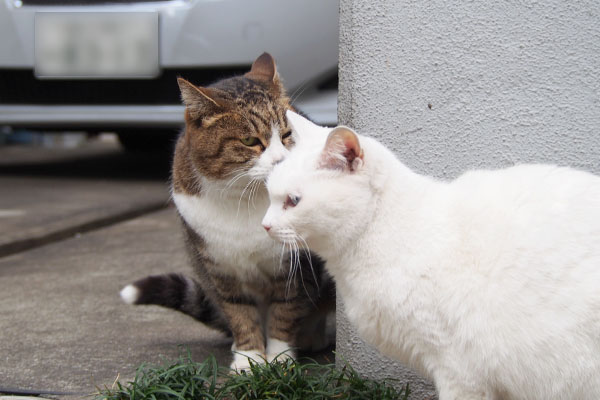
[319,126,364,172]
[177,78,229,117]
[245,52,279,83]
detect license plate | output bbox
[35,12,159,79]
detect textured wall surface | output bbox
[337,0,600,397]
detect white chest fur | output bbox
[173,189,283,280]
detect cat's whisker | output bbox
[247,179,260,211]
[225,166,248,179]
[295,234,319,291]
[283,235,302,298]
[221,173,250,199]
[279,242,287,272]
[251,179,262,209]
[289,80,311,105]
[284,241,295,298]
[223,169,249,191]
[245,178,258,212]
[237,178,256,217]
[291,239,316,306]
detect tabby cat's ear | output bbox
[319,126,364,172]
[177,78,229,117]
[245,52,280,84]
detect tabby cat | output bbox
[120,54,334,371]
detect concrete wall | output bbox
[337,0,600,397]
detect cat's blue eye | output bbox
[284,194,301,209]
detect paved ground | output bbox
[0,139,171,257]
[0,208,231,397]
[0,139,231,398]
[0,138,334,399]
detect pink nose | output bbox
[263,224,271,232]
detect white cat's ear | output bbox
[319,126,364,172]
[286,110,321,134]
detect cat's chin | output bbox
[265,231,285,244]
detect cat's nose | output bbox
[263,224,271,232]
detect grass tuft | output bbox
[97,351,410,400]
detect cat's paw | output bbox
[229,349,265,373]
[266,338,296,363]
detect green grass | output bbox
[96,352,410,400]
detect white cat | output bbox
[262,111,600,399]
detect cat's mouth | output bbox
[265,228,309,250]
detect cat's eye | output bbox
[281,131,292,140]
[284,194,301,209]
[241,136,261,147]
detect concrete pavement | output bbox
[0,138,171,257]
[0,140,232,398]
[0,208,231,397]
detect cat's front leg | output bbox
[266,299,302,363]
[221,300,266,371]
[266,274,317,362]
[211,274,266,372]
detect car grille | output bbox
[0,67,250,105]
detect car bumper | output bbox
[0,90,338,129]
[0,105,185,129]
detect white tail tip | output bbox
[120,284,140,304]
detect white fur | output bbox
[266,338,295,362]
[248,124,289,180]
[173,188,282,281]
[119,284,140,305]
[265,114,600,399]
[230,345,265,372]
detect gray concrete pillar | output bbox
[337,0,600,397]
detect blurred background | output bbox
[0,0,339,152]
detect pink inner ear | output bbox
[319,126,363,171]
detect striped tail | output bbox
[120,273,230,335]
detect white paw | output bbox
[266,338,296,363]
[229,348,265,373]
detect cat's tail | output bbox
[120,273,230,335]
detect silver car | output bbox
[0,0,338,148]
